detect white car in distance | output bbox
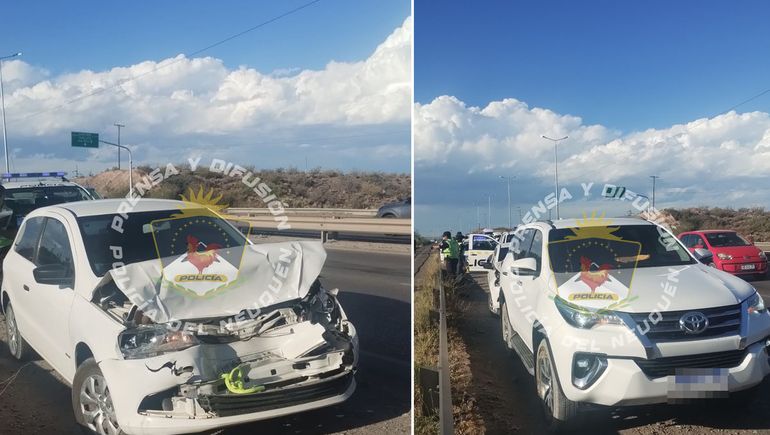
[1,199,358,435]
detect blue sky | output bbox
[0,0,411,174]
[415,0,770,237]
[416,0,770,131]
[4,0,408,77]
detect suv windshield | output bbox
[78,210,248,276]
[4,186,91,216]
[548,224,695,272]
[705,232,750,247]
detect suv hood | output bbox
[98,241,326,323]
[561,263,756,313]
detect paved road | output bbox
[0,247,411,435]
[453,273,770,434]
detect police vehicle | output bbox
[0,172,96,256]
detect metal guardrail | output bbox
[223,209,410,242]
[226,207,378,217]
[437,253,454,434]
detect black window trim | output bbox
[33,216,76,287]
[14,216,46,264]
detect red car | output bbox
[678,230,768,278]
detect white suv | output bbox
[497,217,770,429]
[1,199,357,435]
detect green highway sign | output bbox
[71,131,99,148]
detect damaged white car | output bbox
[1,199,358,435]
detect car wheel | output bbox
[535,337,578,431]
[73,358,124,435]
[488,287,499,316]
[500,301,514,350]
[381,213,396,218]
[5,303,29,360]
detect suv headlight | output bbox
[717,253,733,260]
[746,292,766,315]
[555,297,624,329]
[118,325,199,360]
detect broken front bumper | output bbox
[99,320,358,435]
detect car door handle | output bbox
[22,284,29,291]
[502,272,508,276]
[515,280,523,286]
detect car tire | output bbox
[535,337,578,431]
[73,358,125,435]
[4,303,29,361]
[500,301,514,351]
[488,287,499,316]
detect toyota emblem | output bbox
[679,311,709,334]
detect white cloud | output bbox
[0,16,412,172]
[415,94,770,186]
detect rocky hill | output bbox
[75,166,410,209]
[660,207,770,242]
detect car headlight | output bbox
[555,297,624,329]
[760,252,767,261]
[717,253,733,260]
[746,292,766,315]
[118,325,199,360]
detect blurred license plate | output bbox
[667,368,728,400]
[741,264,756,270]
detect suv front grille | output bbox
[635,349,746,378]
[626,304,741,342]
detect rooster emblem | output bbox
[579,256,613,293]
[184,235,223,274]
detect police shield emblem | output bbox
[150,188,250,298]
[548,215,641,310]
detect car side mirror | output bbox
[510,257,537,276]
[481,260,494,270]
[693,248,713,264]
[33,264,72,286]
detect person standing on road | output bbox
[455,231,466,275]
[440,231,459,278]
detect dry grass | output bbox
[414,257,439,435]
[75,166,410,209]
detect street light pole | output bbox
[99,139,133,197]
[114,123,124,170]
[499,175,514,229]
[650,175,659,210]
[0,52,22,174]
[542,135,568,220]
[488,195,492,228]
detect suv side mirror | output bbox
[33,264,72,286]
[481,260,494,270]
[510,257,537,276]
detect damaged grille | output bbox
[634,349,747,378]
[198,372,354,416]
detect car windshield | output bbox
[548,224,695,272]
[4,186,91,217]
[472,235,496,251]
[78,209,248,277]
[704,232,750,247]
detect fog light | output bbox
[572,353,608,390]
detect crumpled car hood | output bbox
[100,241,326,324]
